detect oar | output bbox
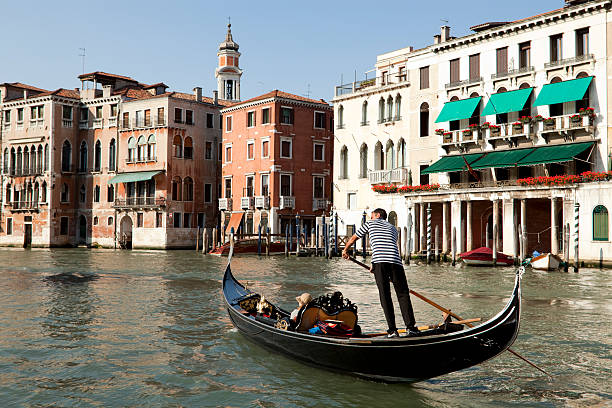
[348,257,552,378]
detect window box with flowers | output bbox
[481,121,491,129]
[535,115,545,122]
[579,107,595,117]
[570,114,582,127]
[543,117,555,130]
[489,124,501,136]
[519,115,532,124]
[443,132,453,143]
[512,121,523,133]
[435,128,446,136]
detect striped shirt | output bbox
[356,219,402,265]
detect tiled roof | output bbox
[228,90,329,108]
[143,82,168,89]
[78,71,138,82]
[169,91,232,107]
[511,7,564,24]
[34,88,80,99]
[2,82,48,92]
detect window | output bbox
[347,193,357,210]
[359,144,368,178]
[378,98,384,123]
[144,109,151,127]
[108,216,114,226]
[262,108,270,124]
[183,137,193,159]
[122,112,130,127]
[593,205,608,241]
[385,141,394,170]
[280,138,292,159]
[173,135,183,158]
[261,174,269,196]
[394,95,401,120]
[519,41,531,69]
[398,66,407,82]
[226,115,232,132]
[469,93,480,127]
[183,177,193,201]
[381,71,388,85]
[137,213,144,228]
[206,113,213,128]
[185,110,194,125]
[60,217,68,235]
[79,141,88,172]
[80,107,88,122]
[157,107,165,125]
[61,183,69,202]
[550,34,563,62]
[261,139,269,158]
[197,213,205,228]
[420,102,429,137]
[494,89,509,123]
[96,106,103,119]
[313,176,324,198]
[79,184,86,202]
[6,218,12,235]
[361,101,368,125]
[496,47,508,74]
[246,141,254,160]
[204,183,212,203]
[450,58,460,83]
[245,175,254,197]
[94,141,101,171]
[469,54,480,81]
[339,146,348,179]
[224,177,232,198]
[247,111,256,127]
[225,145,232,162]
[171,177,182,201]
[419,164,430,186]
[4,110,12,123]
[147,135,156,160]
[420,66,429,89]
[173,212,181,228]
[94,185,100,202]
[156,212,162,228]
[387,97,393,121]
[62,140,71,172]
[280,174,292,196]
[397,139,406,168]
[205,141,212,159]
[549,78,564,116]
[62,106,72,120]
[111,104,118,117]
[107,185,114,202]
[280,107,293,125]
[314,143,324,161]
[175,108,183,123]
[576,28,589,57]
[17,108,24,123]
[183,213,192,228]
[314,112,325,129]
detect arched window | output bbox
[378,98,385,123]
[374,142,383,170]
[79,141,88,172]
[184,136,193,159]
[420,102,429,137]
[37,145,43,173]
[361,101,368,125]
[397,139,406,168]
[593,205,609,241]
[23,147,29,175]
[173,135,183,158]
[94,185,100,202]
[61,183,69,202]
[33,182,39,205]
[385,140,395,170]
[109,139,116,171]
[3,148,8,174]
[359,144,368,178]
[449,96,461,130]
[147,135,156,161]
[172,177,182,201]
[386,96,393,121]
[137,136,146,161]
[183,177,194,201]
[5,184,11,203]
[576,72,590,113]
[44,144,49,172]
[41,181,47,203]
[127,137,136,162]
[79,184,86,202]
[30,145,36,174]
[10,148,15,175]
[394,94,402,120]
[94,140,101,171]
[339,146,348,179]
[26,183,32,205]
[16,147,22,175]
[549,78,563,117]
[107,185,114,202]
[147,179,155,199]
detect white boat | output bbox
[530,253,562,271]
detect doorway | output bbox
[24,224,32,248]
[120,215,133,249]
[78,215,87,245]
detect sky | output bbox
[1,0,563,102]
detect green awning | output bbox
[471,148,536,169]
[108,171,162,184]
[435,97,482,123]
[481,88,533,116]
[516,142,594,166]
[421,153,485,174]
[533,76,593,107]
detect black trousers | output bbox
[372,262,416,333]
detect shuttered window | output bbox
[420,66,429,89]
[593,205,609,241]
[496,47,508,74]
[450,59,460,83]
[469,54,480,81]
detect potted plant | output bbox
[490,124,501,136]
[543,117,555,129]
[579,107,595,117]
[462,128,473,140]
[512,121,523,132]
[435,128,446,136]
[570,114,582,126]
[443,131,453,143]
[481,121,491,129]
[534,114,545,122]
[519,115,532,124]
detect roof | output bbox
[78,71,139,84]
[143,82,168,89]
[33,88,81,99]
[226,90,329,109]
[1,82,48,93]
[219,23,239,51]
[470,22,509,32]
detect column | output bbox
[442,202,449,253]
[466,201,473,251]
[520,199,527,258]
[502,198,517,257]
[420,203,426,251]
[492,199,499,251]
[451,199,463,255]
[551,197,559,255]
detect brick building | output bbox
[219,91,333,237]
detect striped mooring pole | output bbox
[574,202,580,273]
[426,204,432,264]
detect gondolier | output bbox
[342,208,419,337]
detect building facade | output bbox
[219,91,333,238]
[333,0,612,264]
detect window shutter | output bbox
[450,59,460,83]
[496,48,508,74]
[469,54,480,80]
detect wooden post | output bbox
[406,213,412,265]
[230,228,235,251]
[315,224,319,256]
[266,227,270,257]
[212,227,217,250]
[202,228,207,254]
[492,224,498,267]
[426,204,432,264]
[257,224,262,256]
[361,212,367,259]
[513,222,519,265]
[452,227,457,266]
[485,222,490,248]
[518,224,523,261]
[574,202,580,273]
[564,223,569,272]
[196,227,200,251]
[435,225,439,262]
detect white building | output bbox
[333,0,612,265]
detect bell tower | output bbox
[215,22,242,102]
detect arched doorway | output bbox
[78,215,87,245]
[120,216,133,249]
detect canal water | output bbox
[0,249,609,407]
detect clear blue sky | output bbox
[1,0,562,102]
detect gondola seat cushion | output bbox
[296,306,357,332]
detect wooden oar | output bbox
[348,257,552,378]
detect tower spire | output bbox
[216,21,242,101]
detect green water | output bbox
[0,248,609,407]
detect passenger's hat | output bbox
[296,293,312,306]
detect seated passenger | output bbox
[290,293,312,322]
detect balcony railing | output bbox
[8,166,45,177]
[491,66,535,80]
[254,195,270,209]
[545,54,594,69]
[79,120,89,130]
[335,73,410,97]
[29,118,44,128]
[3,122,11,130]
[122,115,167,130]
[241,196,254,210]
[368,168,408,184]
[538,113,594,134]
[113,197,166,209]
[279,196,295,209]
[218,198,232,211]
[107,117,117,127]
[8,201,40,210]
[312,198,328,211]
[125,156,157,164]
[62,119,73,128]
[92,118,103,129]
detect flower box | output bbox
[535,115,545,122]
[443,132,453,143]
[435,128,446,136]
[512,122,523,132]
[490,125,501,136]
[579,107,595,117]
[481,122,491,129]
[519,116,532,124]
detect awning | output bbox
[434,97,482,123]
[516,142,594,166]
[421,153,485,174]
[481,88,533,116]
[471,148,535,169]
[225,212,244,234]
[108,171,162,184]
[533,76,593,107]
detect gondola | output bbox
[223,253,522,383]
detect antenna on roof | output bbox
[441,18,449,25]
[78,48,86,75]
[304,83,311,98]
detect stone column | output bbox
[420,202,426,251]
[502,198,517,256]
[451,199,463,255]
[492,199,500,251]
[442,202,449,253]
[466,201,473,251]
[551,197,559,255]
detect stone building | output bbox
[333,0,612,264]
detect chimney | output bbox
[441,25,451,42]
[433,34,441,45]
[194,87,202,102]
[102,85,112,98]
[213,90,218,105]
[23,89,28,99]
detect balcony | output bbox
[241,196,254,210]
[29,119,44,128]
[279,196,295,209]
[108,117,117,127]
[368,168,408,185]
[126,156,157,164]
[79,120,89,130]
[491,66,535,80]
[113,197,166,209]
[218,198,232,211]
[8,201,40,211]
[334,73,410,98]
[445,76,483,91]
[537,113,594,142]
[2,122,10,130]
[124,115,166,130]
[312,198,328,211]
[254,195,270,209]
[545,54,594,70]
[62,119,73,128]
[92,118,103,129]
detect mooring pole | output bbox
[285,225,289,257]
[334,212,338,257]
[435,225,439,262]
[406,212,412,265]
[452,227,457,266]
[492,224,498,267]
[266,227,270,257]
[574,202,580,273]
[230,227,235,251]
[426,204,432,264]
[257,224,262,256]
[315,224,319,256]
[361,211,367,259]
